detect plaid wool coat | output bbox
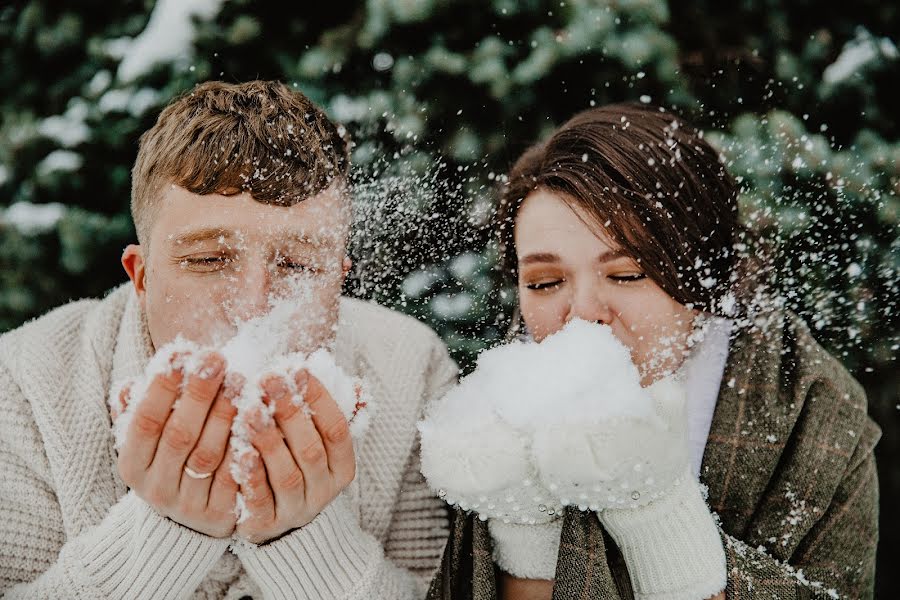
[426,311,881,599]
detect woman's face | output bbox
[514,188,697,386]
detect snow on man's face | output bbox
[122,182,351,352]
[514,188,697,387]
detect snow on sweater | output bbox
[0,283,458,599]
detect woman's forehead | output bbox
[514,189,618,254]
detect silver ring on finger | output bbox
[184,465,213,480]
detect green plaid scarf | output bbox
[426,312,881,599]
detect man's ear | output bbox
[122,244,148,305]
[341,256,352,279]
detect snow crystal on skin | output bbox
[217,288,307,474]
[234,492,249,525]
[419,319,691,523]
[264,349,373,437]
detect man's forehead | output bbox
[152,183,350,248]
[166,225,337,248]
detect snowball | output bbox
[418,318,690,521]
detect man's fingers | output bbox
[252,379,307,507]
[179,379,238,504]
[302,371,356,485]
[207,444,239,517]
[183,376,239,479]
[151,352,225,500]
[238,450,275,520]
[249,422,306,501]
[268,372,332,495]
[121,359,184,472]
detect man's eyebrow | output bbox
[279,232,322,247]
[169,227,328,249]
[171,227,232,246]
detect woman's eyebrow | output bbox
[519,252,560,265]
[519,250,628,265]
[597,250,627,264]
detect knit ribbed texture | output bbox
[600,472,726,600]
[488,518,563,580]
[80,492,229,599]
[0,284,457,598]
[235,494,399,599]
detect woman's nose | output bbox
[565,285,614,325]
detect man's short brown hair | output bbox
[131,80,350,244]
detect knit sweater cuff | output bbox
[599,473,726,600]
[76,491,229,598]
[234,494,383,599]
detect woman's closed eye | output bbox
[608,273,646,283]
[525,279,564,291]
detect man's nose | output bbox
[230,264,273,321]
[565,283,615,325]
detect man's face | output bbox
[123,183,351,353]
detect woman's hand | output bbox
[535,376,727,600]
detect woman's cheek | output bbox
[520,293,567,341]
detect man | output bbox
[0,80,457,599]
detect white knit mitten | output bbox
[418,367,565,580]
[488,517,563,580]
[534,376,726,600]
[600,469,725,600]
[418,320,725,592]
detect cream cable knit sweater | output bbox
[0,284,458,599]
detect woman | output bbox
[424,103,879,599]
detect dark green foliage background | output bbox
[1,1,897,593]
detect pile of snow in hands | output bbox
[110,281,372,522]
[418,319,690,525]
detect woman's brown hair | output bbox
[498,102,741,315]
